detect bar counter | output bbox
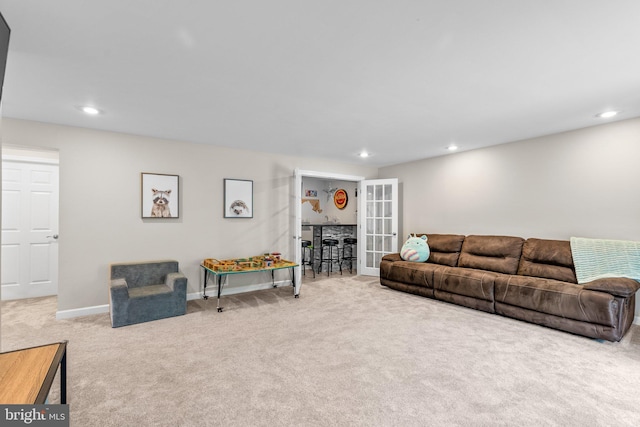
[304,224,357,273]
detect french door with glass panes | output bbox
[359,179,398,276]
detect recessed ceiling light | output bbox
[596,111,618,119]
[359,151,370,158]
[447,145,458,151]
[78,106,102,115]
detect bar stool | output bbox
[341,237,357,274]
[301,240,315,278]
[318,239,342,276]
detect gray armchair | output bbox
[109,260,187,328]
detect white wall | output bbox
[4,115,639,323]
[1,118,378,315]
[379,117,640,321]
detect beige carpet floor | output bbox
[2,275,640,426]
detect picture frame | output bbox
[224,178,253,218]
[141,173,180,218]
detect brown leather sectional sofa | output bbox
[380,234,639,341]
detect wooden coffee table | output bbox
[0,341,68,404]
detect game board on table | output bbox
[202,256,296,273]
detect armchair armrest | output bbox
[109,278,130,310]
[165,272,187,293]
[110,277,127,288]
[110,278,129,295]
[582,277,640,298]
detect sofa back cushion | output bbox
[517,238,577,283]
[458,235,524,274]
[414,233,465,266]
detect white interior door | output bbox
[2,159,59,300]
[359,178,398,276]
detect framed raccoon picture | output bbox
[224,178,253,218]
[141,173,180,218]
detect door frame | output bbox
[293,169,365,290]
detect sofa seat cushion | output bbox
[434,267,498,302]
[458,235,524,274]
[128,284,173,298]
[495,275,618,327]
[517,238,577,283]
[385,261,444,288]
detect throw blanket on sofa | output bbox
[570,237,640,284]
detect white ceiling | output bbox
[1,1,639,167]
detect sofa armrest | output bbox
[166,272,187,293]
[381,253,402,263]
[582,277,640,298]
[380,253,402,279]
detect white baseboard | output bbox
[55,280,294,320]
[199,280,295,299]
[56,304,109,320]
[187,292,203,301]
[634,315,640,326]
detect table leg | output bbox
[292,267,299,298]
[60,348,67,404]
[203,268,209,300]
[272,270,276,287]
[216,275,223,312]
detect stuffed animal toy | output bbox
[400,234,430,262]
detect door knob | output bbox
[47,234,59,239]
